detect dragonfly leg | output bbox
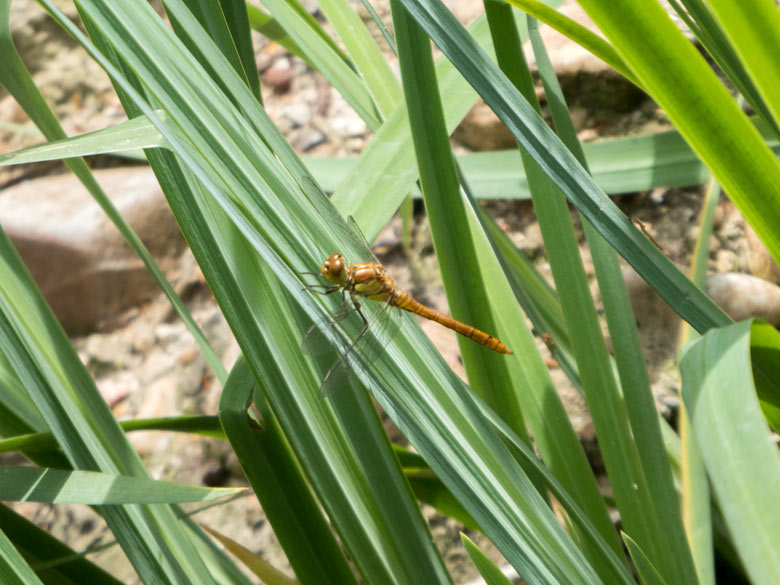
[350,295,371,344]
[302,283,340,295]
[318,295,371,393]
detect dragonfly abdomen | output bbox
[393,290,512,355]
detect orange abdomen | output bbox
[393,290,512,355]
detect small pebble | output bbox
[264,59,294,93]
[707,272,780,326]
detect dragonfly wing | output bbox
[318,354,353,398]
[300,176,375,261]
[347,215,380,263]
[318,298,403,398]
[301,294,353,358]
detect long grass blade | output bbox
[528,13,696,583]
[395,0,729,335]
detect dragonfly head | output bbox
[321,253,347,285]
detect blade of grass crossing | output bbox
[503,0,639,86]
[486,0,631,568]
[494,3,684,582]
[668,0,780,140]
[396,0,729,334]
[246,5,308,65]
[163,164,450,584]
[576,0,780,278]
[393,6,603,550]
[125,7,452,580]
[0,222,216,583]
[360,0,398,54]
[215,0,261,98]
[0,504,124,585]
[624,534,670,585]
[392,0,521,432]
[219,359,358,585]
[678,177,721,585]
[472,391,635,585]
[0,1,227,385]
[67,3,392,583]
[152,150,437,583]
[318,0,402,114]
[0,526,44,585]
[330,14,500,238]
[462,534,515,585]
[202,525,298,585]
[391,2,603,582]
[528,14,697,583]
[54,3,617,583]
[704,1,780,134]
[171,1,256,98]
[481,2,623,573]
[258,0,382,129]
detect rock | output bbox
[706,272,780,327]
[453,1,646,150]
[330,107,367,139]
[264,58,294,94]
[453,102,517,151]
[283,102,313,128]
[0,167,186,333]
[745,223,780,284]
[290,127,326,152]
[137,347,178,387]
[95,372,138,408]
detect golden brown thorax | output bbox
[320,254,395,302]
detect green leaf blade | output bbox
[681,319,780,585]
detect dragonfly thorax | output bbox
[320,253,348,286]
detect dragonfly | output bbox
[302,217,512,396]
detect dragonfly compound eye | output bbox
[322,254,345,279]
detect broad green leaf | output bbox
[704,0,780,133]
[680,319,780,585]
[0,467,239,504]
[10,116,779,203]
[666,0,780,139]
